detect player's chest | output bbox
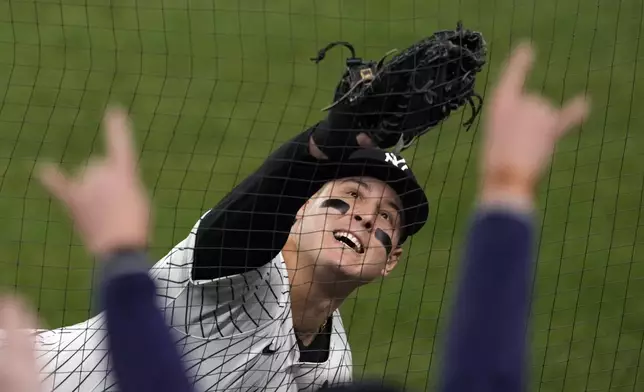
[270,312,353,392]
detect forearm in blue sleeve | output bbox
[439,207,534,392]
[100,250,193,392]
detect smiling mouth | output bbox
[333,231,365,254]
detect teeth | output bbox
[333,231,364,253]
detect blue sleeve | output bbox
[439,206,534,392]
[99,250,193,392]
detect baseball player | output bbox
[29,23,487,392]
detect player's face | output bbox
[294,176,404,283]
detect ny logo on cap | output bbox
[385,152,409,171]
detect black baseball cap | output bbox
[333,149,429,244]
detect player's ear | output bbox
[296,185,326,221]
[382,247,403,277]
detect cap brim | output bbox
[334,154,429,242]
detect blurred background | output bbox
[1,0,644,390]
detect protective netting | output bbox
[1,0,644,390]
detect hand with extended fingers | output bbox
[480,43,591,205]
[37,107,151,258]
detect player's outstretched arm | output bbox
[193,123,370,281]
[194,23,488,281]
[439,43,589,392]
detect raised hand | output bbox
[480,43,590,204]
[0,296,40,392]
[37,106,151,257]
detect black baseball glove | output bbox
[311,21,487,155]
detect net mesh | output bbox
[1,0,644,390]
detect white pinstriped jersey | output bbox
[32,215,353,392]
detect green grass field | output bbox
[2,0,644,390]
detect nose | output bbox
[353,213,374,231]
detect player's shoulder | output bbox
[187,250,286,286]
[331,309,350,347]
